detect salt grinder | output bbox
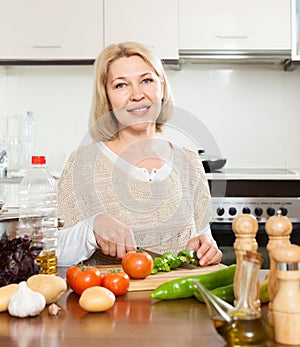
[232,213,260,306]
[265,210,292,324]
[272,244,300,345]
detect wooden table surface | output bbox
[0,268,284,347]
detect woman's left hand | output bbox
[186,234,223,266]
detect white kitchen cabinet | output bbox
[104,0,178,60]
[179,0,291,51]
[0,0,103,61]
[291,0,300,60]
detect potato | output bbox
[79,287,115,312]
[27,274,67,304]
[0,284,19,312]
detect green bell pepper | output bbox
[177,249,199,266]
[151,257,171,274]
[162,252,183,269]
[151,252,183,274]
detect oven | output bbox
[208,169,300,269]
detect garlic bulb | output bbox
[8,281,46,318]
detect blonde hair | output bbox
[88,41,174,141]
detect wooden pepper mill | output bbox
[232,213,260,306]
[272,244,300,345]
[265,210,292,324]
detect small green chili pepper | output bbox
[177,249,199,266]
[259,279,269,304]
[193,283,235,305]
[150,264,236,300]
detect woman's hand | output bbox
[186,234,223,266]
[93,214,136,259]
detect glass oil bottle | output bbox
[194,251,272,347]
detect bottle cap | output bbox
[32,156,46,165]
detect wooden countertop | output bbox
[0,268,282,347]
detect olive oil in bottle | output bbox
[212,315,271,346]
[18,156,58,276]
[35,251,57,275]
[194,251,272,347]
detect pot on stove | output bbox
[198,149,227,173]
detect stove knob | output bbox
[267,207,276,216]
[254,207,263,217]
[279,207,288,216]
[216,207,225,216]
[229,207,237,216]
[242,207,251,214]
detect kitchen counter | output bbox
[0,269,282,347]
[206,168,300,180]
[1,169,300,184]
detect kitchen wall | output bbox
[0,62,300,171]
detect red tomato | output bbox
[66,265,79,289]
[66,265,102,295]
[102,270,130,296]
[122,250,153,279]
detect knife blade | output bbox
[137,247,199,269]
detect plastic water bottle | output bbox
[18,156,58,275]
[22,111,36,171]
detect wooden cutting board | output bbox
[97,263,226,291]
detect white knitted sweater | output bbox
[58,142,212,255]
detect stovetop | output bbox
[207,168,300,222]
[207,168,300,180]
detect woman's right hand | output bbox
[93,214,136,259]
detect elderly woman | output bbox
[57,41,222,267]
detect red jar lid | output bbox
[32,156,46,165]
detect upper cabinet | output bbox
[179,0,291,51]
[0,0,296,65]
[0,0,103,61]
[104,0,179,61]
[291,0,300,60]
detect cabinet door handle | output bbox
[32,44,62,49]
[215,35,248,39]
